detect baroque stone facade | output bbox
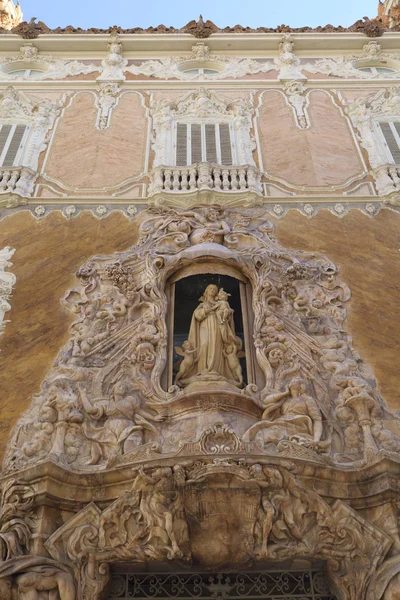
[1,2,400,600]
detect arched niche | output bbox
[164,260,261,391]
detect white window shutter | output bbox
[191,124,202,164]
[205,124,217,163]
[219,123,233,165]
[0,125,12,160]
[2,125,27,167]
[176,123,188,167]
[380,122,400,164]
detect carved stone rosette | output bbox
[1,207,400,599]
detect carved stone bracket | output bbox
[95,82,121,130]
[283,81,310,129]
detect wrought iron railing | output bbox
[108,571,336,600]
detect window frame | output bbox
[375,118,400,165]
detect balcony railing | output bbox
[372,163,400,195]
[149,163,262,196]
[0,167,37,197]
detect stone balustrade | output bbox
[0,167,37,197]
[372,163,400,195]
[149,163,262,196]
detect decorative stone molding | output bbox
[0,199,393,224]
[0,43,100,80]
[97,32,127,82]
[151,88,256,167]
[94,82,121,130]
[274,34,306,81]
[0,246,16,339]
[0,87,59,198]
[344,86,400,195]
[304,45,400,79]
[127,43,275,81]
[0,0,21,30]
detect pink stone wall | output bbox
[44,91,148,189]
[256,90,364,187]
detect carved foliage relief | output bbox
[4,206,400,474]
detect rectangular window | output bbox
[175,123,233,166]
[379,121,400,164]
[0,124,28,167]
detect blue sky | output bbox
[20,0,379,30]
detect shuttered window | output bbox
[175,123,233,166]
[0,124,28,167]
[379,121,400,164]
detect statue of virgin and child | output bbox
[175,284,244,388]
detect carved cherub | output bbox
[175,341,197,384]
[223,344,243,385]
[216,288,233,324]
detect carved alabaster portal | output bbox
[1,205,400,600]
[4,204,400,474]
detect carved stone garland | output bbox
[0,246,16,340]
[1,206,400,600]
[0,43,100,81]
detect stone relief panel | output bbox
[304,42,400,80]
[126,42,276,81]
[0,247,16,340]
[0,43,99,80]
[3,205,400,475]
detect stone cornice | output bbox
[0,31,400,57]
[2,454,400,510]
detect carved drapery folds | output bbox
[1,207,400,599]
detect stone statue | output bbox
[79,382,163,463]
[243,377,325,448]
[174,284,243,388]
